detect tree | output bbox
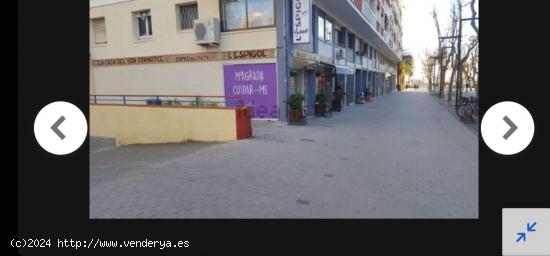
[455,0,479,99]
[462,38,478,93]
[470,0,479,34]
[433,7,458,100]
[421,49,436,91]
[399,54,414,90]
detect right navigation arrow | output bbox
[502,115,518,140]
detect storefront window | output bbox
[221,0,274,31]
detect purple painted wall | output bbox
[223,63,278,119]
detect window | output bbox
[325,19,333,42]
[369,46,373,59]
[247,0,274,27]
[220,0,274,31]
[91,17,107,44]
[317,13,333,43]
[336,29,345,46]
[178,3,198,30]
[317,16,325,40]
[348,33,355,49]
[135,10,152,38]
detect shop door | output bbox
[355,70,362,100]
[335,74,345,108]
[346,74,354,106]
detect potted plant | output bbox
[332,86,344,112]
[289,93,305,124]
[315,92,327,116]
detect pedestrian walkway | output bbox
[90,90,478,218]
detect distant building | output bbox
[90,0,403,121]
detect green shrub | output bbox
[289,93,305,110]
[315,92,327,104]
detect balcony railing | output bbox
[90,95,244,108]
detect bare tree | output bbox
[421,49,436,92]
[433,5,458,101]
[447,1,460,102]
[462,39,478,93]
[432,8,442,97]
[470,0,479,34]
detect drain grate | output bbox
[299,138,315,142]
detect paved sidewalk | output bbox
[90,90,478,218]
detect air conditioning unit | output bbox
[194,18,220,46]
[336,48,345,60]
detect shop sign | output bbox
[92,49,276,67]
[223,63,278,119]
[293,0,310,44]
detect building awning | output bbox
[292,58,316,70]
[317,62,335,69]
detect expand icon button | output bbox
[503,208,550,256]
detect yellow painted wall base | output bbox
[90,105,237,146]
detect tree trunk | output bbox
[439,67,446,99]
[449,70,456,101]
[448,56,457,102]
[428,71,432,92]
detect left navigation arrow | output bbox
[51,115,66,140]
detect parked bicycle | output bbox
[456,96,479,122]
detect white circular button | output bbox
[34,101,88,155]
[481,101,534,155]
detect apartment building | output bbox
[89,0,402,121]
[288,0,403,114]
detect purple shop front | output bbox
[223,63,278,119]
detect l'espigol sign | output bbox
[293,0,310,44]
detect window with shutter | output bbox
[92,18,107,44]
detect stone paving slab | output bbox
[90,91,478,218]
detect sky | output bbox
[401,0,478,80]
